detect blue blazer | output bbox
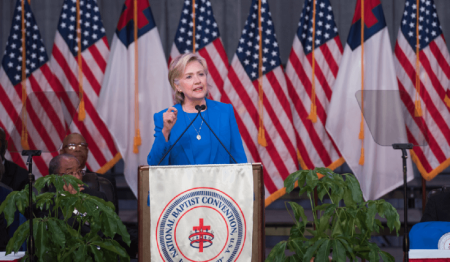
[147,99,247,165]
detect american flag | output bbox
[394,0,450,180]
[50,0,121,173]
[285,0,344,170]
[169,0,228,101]
[222,0,298,206]
[0,0,66,176]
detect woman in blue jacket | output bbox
[147,53,247,165]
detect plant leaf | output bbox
[379,251,395,262]
[35,219,48,261]
[284,170,302,193]
[306,170,319,190]
[265,241,287,262]
[47,218,66,249]
[315,239,331,262]
[303,238,326,262]
[89,245,104,261]
[344,174,363,203]
[288,202,308,226]
[5,220,29,254]
[92,239,129,261]
[365,201,377,231]
[332,239,346,262]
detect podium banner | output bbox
[149,164,254,262]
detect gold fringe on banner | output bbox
[257,0,267,147]
[359,0,365,165]
[76,0,85,121]
[133,0,141,154]
[307,0,317,123]
[20,0,29,150]
[414,0,423,117]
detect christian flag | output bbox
[97,0,173,196]
[325,0,414,200]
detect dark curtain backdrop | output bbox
[1,0,450,66]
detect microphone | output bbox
[157,106,203,165]
[196,105,237,164]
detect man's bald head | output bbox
[60,133,88,169]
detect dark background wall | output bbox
[1,0,450,66]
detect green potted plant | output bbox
[266,168,400,262]
[0,174,130,261]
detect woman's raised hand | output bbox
[162,107,178,142]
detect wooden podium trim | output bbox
[138,163,265,261]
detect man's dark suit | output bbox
[1,159,28,191]
[421,190,450,222]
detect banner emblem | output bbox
[156,188,247,262]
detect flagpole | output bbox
[358,0,365,165]
[257,0,267,147]
[308,0,317,123]
[76,0,86,121]
[20,0,30,150]
[133,0,142,153]
[192,0,196,53]
[414,0,422,117]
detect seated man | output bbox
[59,133,118,211]
[47,154,106,200]
[421,190,450,222]
[0,128,28,191]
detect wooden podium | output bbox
[137,163,265,261]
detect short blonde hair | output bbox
[168,53,209,104]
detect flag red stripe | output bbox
[319,42,339,79]
[397,79,446,163]
[286,71,333,166]
[0,84,49,175]
[406,127,433,172]
[88,44,107,73]
[221,89,279,193]
[334,37,343,53]
[396,43,450,145]
[265,71,299,163]
[199,48,223,96]
[226,67,282,191]
[307,53,332,101]
[12,77,58,153]
[52,46,118,157]
[233,102,278,193]
[52,46,79,93]
[50,75,110,167]
[28,69,66,140]
[212,39,229,68]
[429,40,450,80]
[102,37,109,49]
[80,56,102,96]
[289,50,328,125]
[285,77,315,168]
[419,49,447,99]
[0,109,26,168]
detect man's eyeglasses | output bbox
[63,143,88,151]
[60,170,86,177]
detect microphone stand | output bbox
[196,105,237,164]
[392,143,413,262]
[157,104,238,165]
[157,108,202,165]
[21,150,41,262]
